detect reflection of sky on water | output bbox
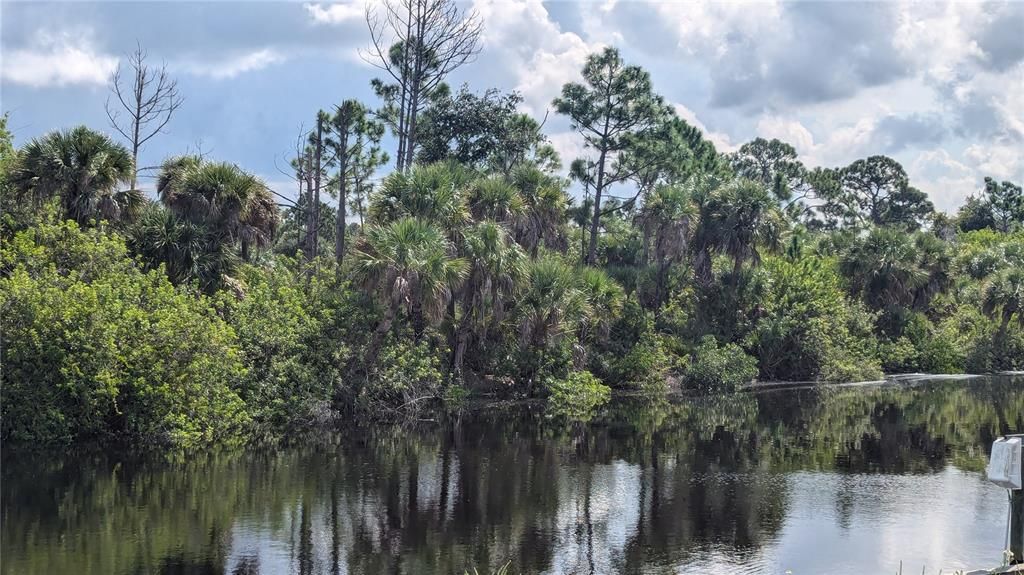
[4,375,1021,575]
[218,464,1008,574]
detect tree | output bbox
[328,100,387,265]
[699,179,784,279]
[955,194,995,232]
[836,155,934,229]
[510,164,569,257]
[351,217,468,357]
[452,221,527,374]
[553,47,667,265]
[304,112,330,263]
[415,86,552,171]
[127,204,234,291]
[105,42,184,191]
[11,126,142,226]
[636,183,695,309]
[156,156,280,262]
[730,138,805,203]
[364,0,483,172]
[985,177,1024,233]
[983,267,1024,332]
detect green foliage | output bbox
[361,336,446,414]
[747,256,882,382]
[684,336,758,393]
[545,370,611,421]
[1,218,248,447]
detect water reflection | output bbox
[3,376,1022,575]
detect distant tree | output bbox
[11,126,142,226]
[956,194,995,232]
[553,47,666,265]
[636,183,695,309]
[304,112,330,264]
[985,177,1024,233]
[105,42,184,191]
[837,155,934,229]
[364,0,483,172]
[415,86,553,172]
[729,137,805,202]
[328,100,387,265]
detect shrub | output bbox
[545,370,611,420]
[360,336,445,415]
[1,219,249,447]
[684,336,758,393]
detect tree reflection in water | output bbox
[2,376,1021,575]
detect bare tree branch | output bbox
[106,41,184,190]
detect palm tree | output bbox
[368,162,473,236]
[127,204,234,291]
[352,217,468,362]
[704,178,784,278]
[514,256,588,390]
[510,165,569,257]
[983,267,1024,332]
[840,227,927,312]
[465,175,524,223]
[637,184,695,309]
[157,156,280,261]
[12,126,141,225]
[452,221,527,374]
[575,266,625,366]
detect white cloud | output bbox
[180,49,285,79]
[756,115,815,156]
[909,149,980,212]
[1,30,117,88]
[472,0,601,116]
[305,1,374,25]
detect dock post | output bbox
[1013,488,1023,564]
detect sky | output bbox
[1,0,1022,212]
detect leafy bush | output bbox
[1,219,249,447]
[683,336,758,393]
[360,336,446,414]
[545,370,611,420]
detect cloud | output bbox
[1,30,117,88]
[872,113,948,153]
[180,49,285,79]
[472,0,601,116]
[305,2,370,25]
[909,149,981,212]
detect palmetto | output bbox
[13,126,142,225]
[157,156,279,261]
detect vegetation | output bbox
[1,13,1022,448]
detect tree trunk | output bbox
[586,148,608,265]
[336,140,348,266]
[313,117,323,259]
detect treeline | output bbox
[1,1,1022,448]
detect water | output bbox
[3,375,1022,575]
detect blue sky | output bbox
[2,0,1022,211]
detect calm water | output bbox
[3,375,1023,575]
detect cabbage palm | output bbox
[575,266,624,366]
[452,221,527,374]
[705,179,784,277]
[840,227,927,311]
[514,257,588,390]
[510,165,569,257]
[637,184,695,308]
[127,204,234,291]
[465,175,524,223]
[368,162,472,236]
[12,126,141,225]
[157,156,279,261]
[352,217,468,359]
[983,267,1024,332]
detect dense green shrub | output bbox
[545,370,611,420]
[1,219,249,447]
[360,336,446,414]
[683,336,758,393]
[215,262,355,429]
[747,256,882,382]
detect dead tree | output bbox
[363,0,482,172]
[105,42,184,190]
